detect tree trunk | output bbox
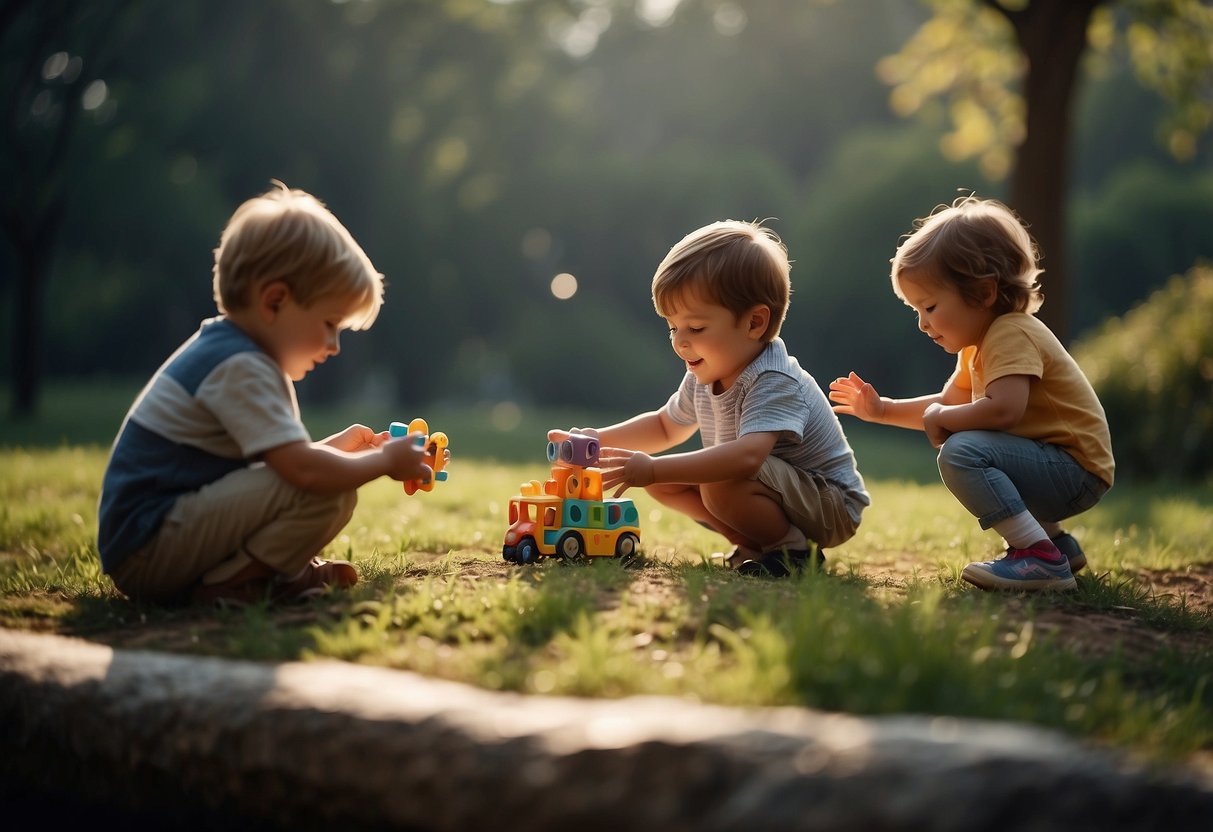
[1001,0,1105,344]
[10,241,49,418]
[2,0,124,418]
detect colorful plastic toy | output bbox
[503,436,640,565]
[389,418,449,495]
[548,434,600,468]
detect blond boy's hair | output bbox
[212,181,384,329]
[651,220,791,342]
[891,196,1044,315]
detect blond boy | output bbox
[98,183,431,606]
[552,221,869,576]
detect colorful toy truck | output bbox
[502,434,641,564]
[388,418,449,495]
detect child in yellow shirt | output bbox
[830,196,1113,591]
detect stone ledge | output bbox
[2,627,1210,831]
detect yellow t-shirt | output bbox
[954,313,1114,487]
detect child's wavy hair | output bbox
[891,196,1044,315]
[651,220,791,342]
[213,181,384,329]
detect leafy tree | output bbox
[879,0,1213,341]
[1074,264,1213,480]
[2,0,581,414]
[6,0,1205,422]
[0,0,142,416]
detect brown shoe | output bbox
[192,560,275,608]
[192,575,271,608]
[271,557,359,603]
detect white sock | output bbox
[994,511,1048,550]
[763,524,809,553]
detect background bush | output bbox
[1075,263,1213,481]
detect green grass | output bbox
[2,442,1212,768]
[3,380,1211,765]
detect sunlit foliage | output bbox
[880,0,1213,175]
[1075,264,1213,480]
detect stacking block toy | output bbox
[389,418,449,496]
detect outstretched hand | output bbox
[598,447,655,498]
[828,372,884,423]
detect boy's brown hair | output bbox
[212,181,384,329]
[891,196,1044,315]
[651,220,791,342]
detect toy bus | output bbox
[502,435,641,564]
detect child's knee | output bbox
[290,486,357,528]
[936,431,989,475]
[321,489,358,524]
[700,479,763,517]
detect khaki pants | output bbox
[756,456,862,549]
[110,463,357,603]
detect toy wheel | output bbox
[502,546,517,563]
[615,533,639,560]
[556,531,585,562]
[516,538,539,566]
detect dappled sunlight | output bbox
[6,2,1209,432]
[489,400,523,430]
[549,272,578,299]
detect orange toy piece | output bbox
[388,418,450,495]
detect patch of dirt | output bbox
[855,557,1213,663]
[463,551,1213,667]
[5,551,1211,666]
[5,550,1211,777]
[1134,564,1213,617]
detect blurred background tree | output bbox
[2,0,1210,447]
[0,0,144,416]
[879,0,1213,342]
[1075,264,1213,481]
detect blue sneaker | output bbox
[963,540,1076,591]
[1050,533,1087,574]
[1005,533,1086,574]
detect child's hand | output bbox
[324,424,389,452]
[922,403,951,448]
[828,372,884,422]
[599,447,655,497]
[382,431,432,483]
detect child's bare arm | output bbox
[830,370,969,431]
[263,430,428,494]
[599,431,778,495]
[550,409,697,456]
[923,374,1030,447]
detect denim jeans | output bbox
[936,431,1109,529]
